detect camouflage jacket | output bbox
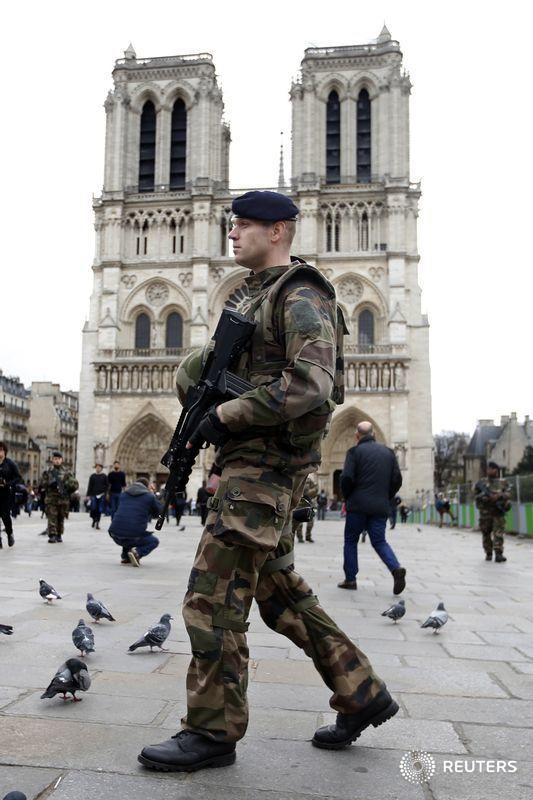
[217,262,338,470]
[41,466,79,502]
[474,477,511,515]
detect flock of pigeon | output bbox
[381,598,449,633]
[0,580,174,702]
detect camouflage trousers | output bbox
[182,463,385,743]
[479,512,505,555]
[292,516,315,541]
[46,499,70,537]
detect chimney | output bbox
[500,415,510,426]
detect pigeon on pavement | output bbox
[41,657,91,701]
[86,593,115,623]
[128,613,173,652]
[0,623,14,636]
[39,579,61,603]
[421,602,448,634]
[381,599,406,623]
[72,619,95,656]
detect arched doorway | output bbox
[115,413,173,485]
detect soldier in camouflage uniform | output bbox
[139,191,398,774]
[41,452,79,543]
[474,460,510,562]
[292,473,318,542]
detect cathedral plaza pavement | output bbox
[1,513,532,800]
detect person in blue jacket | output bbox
[108,477,161,566]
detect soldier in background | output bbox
[0,441,22,548]
[474,461,510,562]
[138,190,398,774]
[293,473,318,543]
[41,452,79,543]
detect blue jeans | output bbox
[343,512,400,581]
[90,495,105,523]
[109,492,121,519]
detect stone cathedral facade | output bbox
[77,28,433,499]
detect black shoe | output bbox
[312,689,399,749]
[392,567,406,595]
[128,548,141,567]
[138,730,236,772]
[306,537,314,543]
[337,579,357,590]
[56,535,63,543]
[485,552,493,561]
[7,533,14,547]
[48,536,57,543]
[495,553,507,563]
[95,523,100,530]
[0,537,2,549]
[91,520,95,528]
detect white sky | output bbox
[1,0,531,434]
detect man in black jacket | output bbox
[0,442,22,547]
[338,421,406,594]
[86,464,108,530]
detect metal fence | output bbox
[408,474,533,536]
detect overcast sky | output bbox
[0,0,530,434]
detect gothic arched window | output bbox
[326,210,341,252]
[358,309,375,347]
[357,89,371,183]
[360,211,369,251]
[139,101,156,192]
[135,313,151,350]
[170,99,187,190]
[326,90,341,184]
[165,312,183,348]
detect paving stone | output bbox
[0,766,63,800]
[0,716,175,774]
[50,770,335,800]
[399,694,533,727]
[247,680,332,712]
[443,643,528,662]
[90,670,186,700]
[253,659,324,686]
[377,664,508,697]
[4,689,169,725]
[459,723,533,759]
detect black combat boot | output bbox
[337,579,357,589]
[7,532,15,547]
[138,730,236,772]
[485,552,493,561]
[495,553,507,563]
[312,689,399,749]
[392,567,406,595]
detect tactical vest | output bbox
[238,261,348,453]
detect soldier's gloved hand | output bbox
[188,407,230,449]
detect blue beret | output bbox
[231,190,299,222]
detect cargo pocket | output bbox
[187,567,218,596]
[213,477,291,552]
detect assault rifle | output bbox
[156,309,256,530]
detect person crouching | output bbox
[108,477,161,566]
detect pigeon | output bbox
[86,593,115,623]
[41,657,91,701]
[3,792,28,800]
[421,602,448,634]
[381,599,406,623]
[128,613,173,652]
[0,623,14,636]
[39,579,61,603]
[72,619,95,656]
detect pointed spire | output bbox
[124,43,137,61]
[278,131,286,189]
[377,24,391,44]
